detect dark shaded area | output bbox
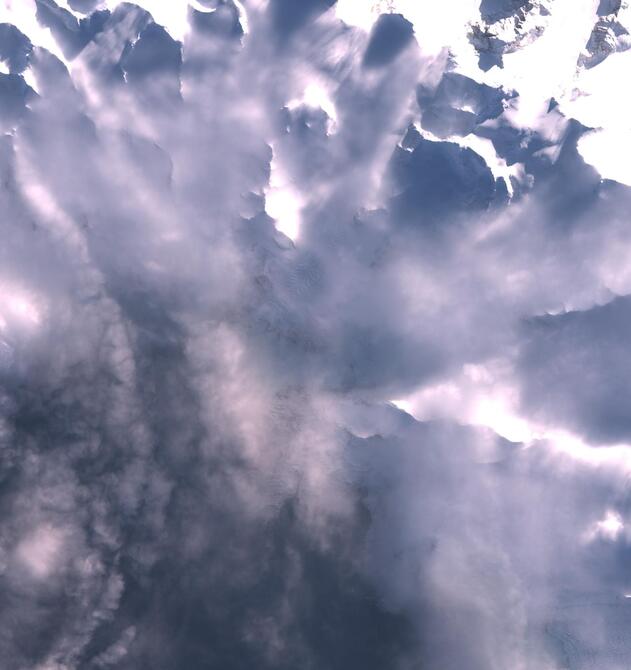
[0,24,33,74]
[580,18,627,69]
[80,498,414,670]
[422,105,478,139]
[0,73,36,126]
[520,294,631,444]
[531,120,602,225]
[190,2,244,40]
[471,105,601,211]
[269,0,337,38]
[479,50,504,72]
[80,4,152,85]
[418,72,512,138]
[119,23,181,81]
[389,137,496,225]
[479,0,532,23]
[598,0,622,15]
[474,117,552,168]
[0,576,73,669]
[119,23,182,99]
[468,23,507,70]
[121,133,173,190]
[35,0,110,59]
[473,0,540,69]
[400,123,422,151]
[363,13,414,69]
[68,0,100,12]
[332,319,446,394]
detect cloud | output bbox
[1,0,631,668]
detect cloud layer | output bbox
[1,1,631,668]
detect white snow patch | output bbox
[265,146,304,242]
[584,510,625,542]
[287,80,338,135]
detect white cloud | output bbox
[16,525,65,578]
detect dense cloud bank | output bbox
[1,0,631,668]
